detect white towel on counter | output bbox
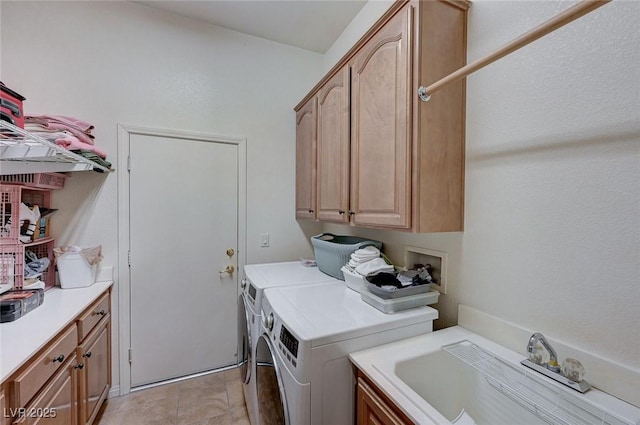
[355,257,394,276]
[351,246,380,260]
[348,246,381,267]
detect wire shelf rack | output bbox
[442,341,634,425]
[0,121,111,174]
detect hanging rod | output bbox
[417,0,612,102]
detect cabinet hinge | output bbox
[128,348,133,363]
[127,155,131,172]
[128,250,131,267]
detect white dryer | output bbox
[238,262,337,425]
[256,281,438,425]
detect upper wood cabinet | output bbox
[350,6,412,228]
[294,0,469,232]
[316,67,350,223]
[295,98,316,219]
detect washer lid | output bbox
[265,282,438,347]
[244,261,337,289]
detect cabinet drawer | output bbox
[77,294,109,341]
[11,325,78,408]
[12,354,78,425]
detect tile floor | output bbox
[95,367,249,425]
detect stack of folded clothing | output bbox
[25,115,111,169]
[344,246,394,277]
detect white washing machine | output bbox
[238,262,338,425]
[255,281,438,425]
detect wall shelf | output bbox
[0,121,112,174]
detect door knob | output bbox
[219,265,235,275]
[226,248,235,257]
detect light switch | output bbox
[260,233,270,247]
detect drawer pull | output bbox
[74,363,84,370]
[95,309,106,316]
[83,351,92,358]
[52,354,65,363]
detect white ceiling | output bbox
[133,0,368,53]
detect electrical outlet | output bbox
[260,233,270,247]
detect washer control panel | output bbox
[279,325,299,358]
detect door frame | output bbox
[116,124,247,395]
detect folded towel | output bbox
[355,258,394,276]
[348,247,380,268]
[355,246,379,255]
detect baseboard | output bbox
[107,385,120,399]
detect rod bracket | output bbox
[417,86,431,102]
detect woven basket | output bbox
[311,233,382,280]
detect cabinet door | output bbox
[316,67,350,223]
[357,378,408,425]
[295,97,317,220]
[1,388,8,425]
[12,355,79,425]
[78,319,111,425]
[350,5,412,229]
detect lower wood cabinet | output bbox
[78,319,110,425]
[12,354,80,425]
[357,373,412,425]
[1,389,9,425]
[4,288,111,425]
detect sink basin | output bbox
[350,327,640,425]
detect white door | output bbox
[128,133,239,387]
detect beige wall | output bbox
[2,0,638,407]
[320,0,640,400]
[1,1,324,266]
[1,0,323,392]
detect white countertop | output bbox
[0,281,113,382]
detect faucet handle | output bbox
[561,358,585,382]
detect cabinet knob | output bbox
[83,351,92,358]
[95,309,106,316]
[308,209,314,213]
[348,211,355,216]
[74,363,84,370]
[52,354,65,363]
[338,210,345,215]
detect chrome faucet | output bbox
[521,332,591,393]
[526,332,561,372]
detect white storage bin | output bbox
[360,289,440,314]
[341,266,367,293]
[55,246,100,289]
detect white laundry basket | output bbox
[55,246,100,289]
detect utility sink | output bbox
[349,327,640,425]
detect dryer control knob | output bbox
[263,313,274,331]
[241,278,247,289]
